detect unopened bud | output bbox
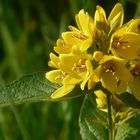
[93,51,103,61]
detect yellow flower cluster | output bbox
[46,3,140,100]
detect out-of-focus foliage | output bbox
[0,0,139,140]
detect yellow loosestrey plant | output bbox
[46,3,140,101]
[44,3,140,140]
[1,2,140,140]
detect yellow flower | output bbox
[46,3,140,100]
[61,9,95,52]
[54,39,72,54]
[45,53,75,99]
[59,46,94,89]
[94,5,109,44]
[94,5,108,30]
[95,90,108,112]
[110,19,140,60]
[45,53,65,84]
[93,55,133,93]
[48,53,60,68]
[108,3,124,32]
[94,3,124,52]
[93,51,104,62]
[95,89,126,113]
[45,12,96,98]
[128,63,140,101]
[46,63,75,99]
[75,9,95,37]
[46,46,94,99]
[94,3,123,32]
[46,69,65,84]
[80,59,96,90]
[117,19,140,34]
[46,61,75,99]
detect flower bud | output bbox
[93,51,103,61]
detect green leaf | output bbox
[79,94,109,140]
[0,72,90,107]
[79,93,140,140]
[0,72,57,107]
[115,112,140,140]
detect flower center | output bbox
[55,71,66,81]
[72,59,86,72]
[103,62,116,74]
[112,37,129,49]
[130,65,140,79]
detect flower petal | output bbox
[114,61,133,81]
[51,85,75,99]
[110,32,140,60]
[126,19,140,33]
[54,39,71,54]
[63,75,82,85]
[101,72,117,93]
[95,90,108,112]
[75,9,94,36]
[117,81,127,93]
[129,79,140,101]
[93,65,103,82]
[48,53,59,68]
[95,5,107,23]
[45,70,64,84]
[108,3,124,30]
[62,32,83,47]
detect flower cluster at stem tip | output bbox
[45,3,140,101]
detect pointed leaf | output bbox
[0,72,92,107]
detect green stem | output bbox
[106,92,114,140]
[101,86,115,140]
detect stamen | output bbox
[55,72,66,81]
[112,37,129,49]
[72,33,88,40]
[72,59,86,72]
[103,62,116,75]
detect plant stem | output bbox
[100,86,115,140]
[106,91,115,140]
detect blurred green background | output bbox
[0,0,139,140]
